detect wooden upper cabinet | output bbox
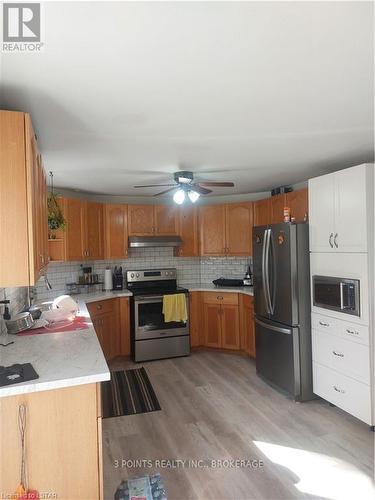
[86,202,104,260]
[286,188,308,222]
[225,202,253,256]
[253,198,271,227]
[199,205,226,256]
[104,204,128,260]
[154,204,178,235]
[270,194,286,224]
[199,203,253,257]
[65,200,104,260]
[175,206,199,257]
[0,110,48,286]
[65,199,86,261]
[128,204,155,235]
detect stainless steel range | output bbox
[127,268,190,362]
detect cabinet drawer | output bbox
[202,292,239,305]
[312,329,370,383]
[313,362,371,424]
[87,299,115,317]
[311,312,369,345]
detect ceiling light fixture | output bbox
[188,190,200,203]
[173,188,186,205]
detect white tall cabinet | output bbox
[309,164,370,253]
[309,163,374,427]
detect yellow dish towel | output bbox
[162,294,188,323]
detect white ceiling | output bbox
[1,1,374,198]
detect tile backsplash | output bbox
[35,247,252,301]
[0,286,29,335]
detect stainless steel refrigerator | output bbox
[253,222,313,401]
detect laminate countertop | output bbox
[0,293,120,398]
[186,283,254,296]
[0,286,252,398]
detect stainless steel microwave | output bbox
[312,275,360,317]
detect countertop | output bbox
[185,283,254,296]
[0,296,111,398]
[0,285,252,398]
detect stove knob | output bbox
[136,273,140,278]
[130,273,134,278]
[165,271,169,276]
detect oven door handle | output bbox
[135,294,187,303]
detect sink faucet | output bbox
[44,275,52,290]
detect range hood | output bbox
[128,235,183,248]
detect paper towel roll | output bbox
[104,268,113,291]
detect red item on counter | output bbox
[18,316,90,336]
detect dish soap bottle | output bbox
[243,266,253,286]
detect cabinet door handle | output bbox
[334,233,338,248]
[329,233,334,248]
[96,304,102,310]
[332,350,344,357]
[217,296,223,300]
[333,385,346,394]
[346,329,359,336]
[319,321,330,327]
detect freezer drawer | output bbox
[255,317,301,398]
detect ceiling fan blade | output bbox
[191,184,212,195]
[153,187,177,196]
[197,181,235,187]
[134,184,175,188]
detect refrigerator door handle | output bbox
[262,229,270,314]
[264,229,273,314]
[255,317,292,335]
[269,230,277,314]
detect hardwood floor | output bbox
[103,352,374,500]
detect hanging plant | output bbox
[47,172,66,231]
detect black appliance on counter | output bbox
[253,223,313,401]
[127,268,190,362]
[112,266,124,291]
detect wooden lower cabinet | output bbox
[0,383,102,500]
[202,293,240,350]
[119,297,130,356]
[190,292,254,356]
[221,304,240,350]
[189,292,202,347]
[87,298,130,361]
[239,295,255,357]
[203,302,223,347]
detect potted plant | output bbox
[47,173,66,238]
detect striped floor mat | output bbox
[101,367,161,418]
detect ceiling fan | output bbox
[134,171,234,204]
